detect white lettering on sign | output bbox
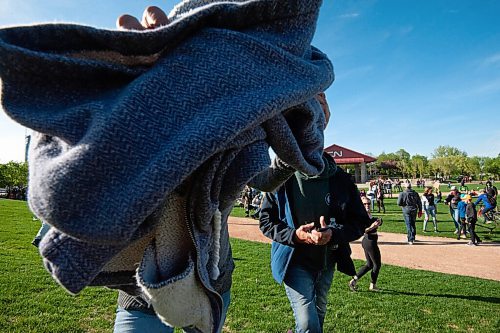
[332,151,343,157]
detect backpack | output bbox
[406,191,420,208]
[487,195,497,207]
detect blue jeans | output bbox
[449,207,460,230]
[402,210,417,242]
[423,206,437,231]
[283,262,335,333]
[114,290,231,333]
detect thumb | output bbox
[320,216,327,228]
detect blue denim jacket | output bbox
[260,163,369,284]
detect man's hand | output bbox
[294,222,316,245]
[117,6,169,30]
[310,216,332,245]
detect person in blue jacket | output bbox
[475,188,497,223]
[457,199,468,239]
[259,153,370,333]
[259,94,369,332]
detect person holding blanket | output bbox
[0,1,334,332]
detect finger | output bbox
[319,216,327,228]
[301,222,315,232]
[142,6,169,29]
[117,14,145,31]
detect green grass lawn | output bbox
[1,199,499,332]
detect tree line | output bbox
[0,145,498,193]
[0,161,28,191]
[372,145,499,180]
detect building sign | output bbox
[331,150,343,158]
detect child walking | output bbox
[349,196,383,291]
[465,195,480,246]
[457,198,468,240]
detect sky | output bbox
[0,0,499,163]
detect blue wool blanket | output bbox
[0,0,333,326]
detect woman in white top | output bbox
[421,186,438,232]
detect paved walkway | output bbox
[228,217,500,281]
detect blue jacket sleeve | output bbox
[259,191,296,246]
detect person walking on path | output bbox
[421,187,438,232]
[445,186,462,234]
[376,181,386,214]
[259,92,370,333]
[457,198,468,239]
[397,182,422,245]
[465,195,481,246]
[349,196,383,292]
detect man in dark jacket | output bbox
[258,92,369,333]
[397,182,422,244]
[259,152,370,332]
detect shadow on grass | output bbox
[381,289,500,304]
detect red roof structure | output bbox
[324,144,376,165]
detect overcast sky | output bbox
[1,0,499,163]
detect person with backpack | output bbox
[397,182,422,245]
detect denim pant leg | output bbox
[114,309,174,333]
[284,263,334,333]
[402,211,416,242]
[34,221,51,240]
[114,291,231,333]
[423,207,430,230]
[450,207,460,229]
[315,262,335,329]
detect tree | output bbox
[484,155,500,179]
[430,146,467,179]
[395,149,411,178]
[375,152,400,176]
[0,161,29,190]
[410,154,428,178]
[432,145,467,158]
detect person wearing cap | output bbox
[445,186,462,234]
[397,182,422,244]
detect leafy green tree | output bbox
[484,155,500,179]
[430,146,467,179]
[432,145,467,158]
[375,152,400,176]
[410,154,428,178]
[0,161,28,190]
[395,149,411,178]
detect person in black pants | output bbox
[349,196,383,291]
[464,195,481,246]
